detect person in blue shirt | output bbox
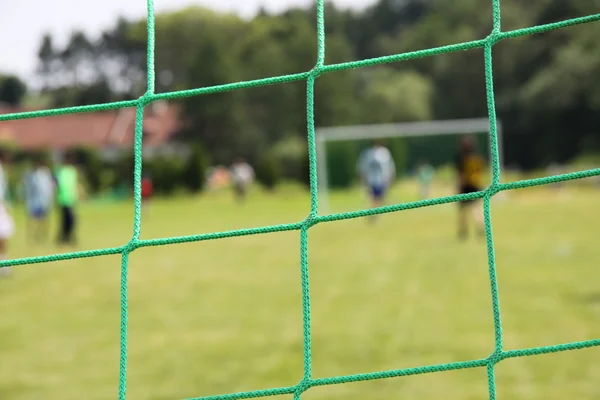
[357,140,396,221]
[23,156,55,243]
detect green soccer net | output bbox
[1,1,600,399]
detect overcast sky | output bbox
[0,0,374,82]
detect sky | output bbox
[0,0,374,83]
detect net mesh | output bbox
[1,1,600,399]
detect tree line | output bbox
[2,0,599,189]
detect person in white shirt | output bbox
[23,156,55,243]
[0,150,15,277]
[357,140,396,219]
[230,158,255,203]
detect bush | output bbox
[146,156,185,195]
[72,147,103,194]
[100,167,121,193]
[116,151,135,186]
[326,141,357,189]
[255,151,282,190]
[182,144,210,193]
[387,138,407,177]
[299,149,311,189]
[271,136,307,182]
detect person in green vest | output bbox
[55,152,81,246]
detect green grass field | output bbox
[0,181,599,400]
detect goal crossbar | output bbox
[316,118,504,213]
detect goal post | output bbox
[316,118,504,214]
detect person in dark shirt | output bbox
[456,136,485,240]
[55,152,83,246]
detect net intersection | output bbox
[0,0,599,399]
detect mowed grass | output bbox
[0,182,599,400]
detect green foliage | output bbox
[271,136,308,182]
[0,75,27,106]
[326,141,357,189]
[358,67,433,123]
[71,147,103,194]
[387,138,407,175]
[116,151,135,187]
[146,156,186,195]
[182,145,210,193]
[255,151,282,190]
[299,149,311,189]
[100,167,121,194]
[28,1,600,173]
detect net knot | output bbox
[295,378,313,395]
[139,92,155,107]
[123,239,140,254]
[303,213,319,228]
[487,350,505,365]
[487,183,502,196]
[309,66,324,79]
[485,31,503,46]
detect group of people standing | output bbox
[23,153,80,245]
[0,137,485,277]
[357,136,485,239]
[0,152,80,277]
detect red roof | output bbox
[0,101,182,150]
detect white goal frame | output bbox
[315,117,504,214]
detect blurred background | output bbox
[0,1,599,400]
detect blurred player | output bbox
[23,155,55,243]
[230,158,254,203]
[416,160,434,199]
[0,150,15,277]
[357,139,396,221]
[55,152,81,246]
[456,136,485,240]
[141,173,153,215]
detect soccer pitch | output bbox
[0,183,599,400]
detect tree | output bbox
[255,151,282,190]
[33,0,600,174]
[0,75,27,106]
[60,31,94,88]
[359,67,433,123]
[326,141,357,188]
[100,17,147,97]
[181,28,247,164]
[75,79,114,105]
[37,33,56,89]
[182,144,210,192]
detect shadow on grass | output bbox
[580,292,600,304]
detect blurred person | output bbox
[456,136,485,240]
[22,155,55,243]
[230,158,254,202]
[0,150,15,277]
[416,160,434,199]
[141,172,154,215]
[357,139,396,222]
[55,152,81,246]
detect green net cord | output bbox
[1,1,599,399]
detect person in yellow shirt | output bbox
[456,136,485,240]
